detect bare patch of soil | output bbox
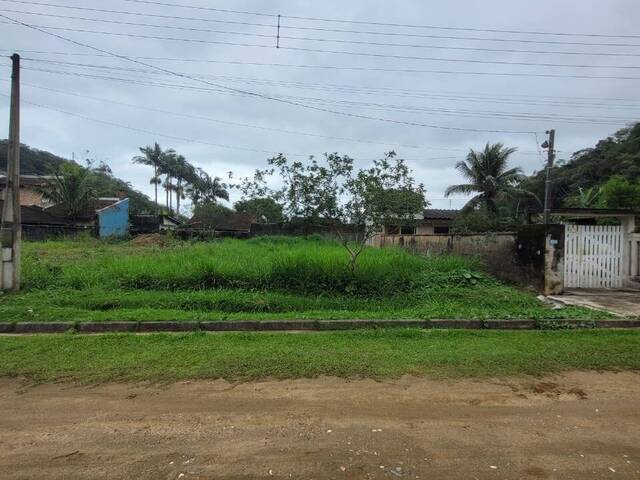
[1,371,639,479]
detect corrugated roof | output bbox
[0,200,70,225]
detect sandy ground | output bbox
[1,372,640,480]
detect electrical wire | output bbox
[118,0,640,40]
[4,8,640,57]
[0,13,543,135]
[13,63,639,126]
[2,1,640,48]
[21,57,640,110]
[4,49,640,81]
[5,21,640,70]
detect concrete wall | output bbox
[371,229,567,293]
[97,199,129,238]
[371,232,516,257]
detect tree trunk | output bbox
[154,162,158,212]
[176,178,181,215]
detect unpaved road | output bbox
[1,372,639,480]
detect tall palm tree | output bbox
[173,154,195,215]
[132,143,162,208]
[445,143,524,213]
[39,163,95,219]
[132,143,175,212]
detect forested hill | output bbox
[0,140,156,214]
[524,123,640,209]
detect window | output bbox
[400,225,416,235]
[433,226,450,234]
[386,225,400,235]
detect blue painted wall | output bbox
[97,198,129,238]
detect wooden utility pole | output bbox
[1,53,21,291]
[542,129,556,225]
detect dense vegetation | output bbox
[450,124,640,231]
[0,236,606,322]
[525,123,640,211]
[0,140,156,214]
[1,329,638,382]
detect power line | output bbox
[5,21,640,70]
[4,8,640,57]
[13,64,636,126]
[5,49,640,81]
[21,57,640,110]
[3,1,640,48]
[0,78,431,150]
[118,0,640,40]
[0,91,494,164]
[0,92,311,156]
[1,13,540,135]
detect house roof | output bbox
[0,174,54,187]
[423,209,460,220]
[188,212,252,232]
[0,200,70,225]
[44,197,123,220]
[528,207,638,218]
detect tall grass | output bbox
[22,236,480,295]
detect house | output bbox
[43,197,130,238]
[0,173,54,207]
[131,214,181,235]
[384,209,459,235]
[187,211,252,234]
[0,199,91,240]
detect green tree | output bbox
[600,176,640,210]
[38,163,95,219]
[234,197,284,223]
[239,152,426,273]
[445,143,525,214]
[187,169,229,206]
[563,186,602,208]
[132,142,174,210]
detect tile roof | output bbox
[423,209,460,220]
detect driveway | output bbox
[550,289,640,317]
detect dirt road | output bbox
[1,372,639,479]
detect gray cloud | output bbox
[1,0,638,210]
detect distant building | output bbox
[384,209,459,235]
[0,173,54,207]
[130,214,180,235]
[187,211,253,234]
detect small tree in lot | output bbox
[238,152,426,273]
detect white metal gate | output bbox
[564,225,624,289]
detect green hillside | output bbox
[523,123,640,210]
[0,140,156,214]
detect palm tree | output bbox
[132,143,175,212]
[173,155,195,216]
[445,143,524,213]
[186,168,229,206]
[39,163,95,219]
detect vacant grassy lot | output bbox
[0,236,607,321]
[1,329,638,382]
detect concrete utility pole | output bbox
[542,129,556,225]
[1,53,21,291]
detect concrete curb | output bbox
[0,319,639,334]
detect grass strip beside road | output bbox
[1,329,638,383]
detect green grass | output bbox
[23,235,462,295]
[0,329,638,382]
[0,236,609,321]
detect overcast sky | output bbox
[1,0,639,211]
